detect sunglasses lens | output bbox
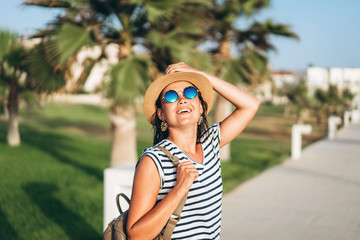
[184,87,198,99]
[164,90,178,103]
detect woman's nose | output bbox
[178,92,187,104]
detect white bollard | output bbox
[328,116,342,139]
[104,165,135,230]
[291,124,312,160]
[351,110,359,123]
[344,111,351,127]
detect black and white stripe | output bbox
[141,123,223,239]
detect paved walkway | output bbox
[221,123,360,240]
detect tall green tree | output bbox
[314,88,328,124]
[23,0,210,166]
[314,85,353,124]
[285,79,313,124]
[342,88,355,111]
[0,30,22,146]
[0,29,66,146]
[196,0,299,160]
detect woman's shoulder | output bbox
[141,145,162,159]
[201,122,220,139]
[141,140,174,161]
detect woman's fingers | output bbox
[165,62,191,74]
[176,161,199,190]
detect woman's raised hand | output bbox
[165,62,201,75]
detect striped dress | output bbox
[141,123,223,239]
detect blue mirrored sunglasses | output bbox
[162,86,199,103]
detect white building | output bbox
[272,71,296,88]
[254,70,305,105]
[307,67,360,106]
[307,67,329,94]
[272,70,305,88]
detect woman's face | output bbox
[157,81,203,128]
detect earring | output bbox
[198,115,203,125]
[161,121,168,131]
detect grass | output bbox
[220,104,327,193]
[0,102,326,239]
[0,104,111,240]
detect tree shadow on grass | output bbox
[21,125,103,182]
[0,121,7,142]
[0,205,18,239]
[22,182,100,239]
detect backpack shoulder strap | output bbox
[154,145,188,240]
[154,145,180,165]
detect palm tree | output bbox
[0,28,71,146]
[314,88,328,124]
[342,88,355,111]
[195,0,299,160]
[0,30,23,146]
[23,0,210,166]
[284,79,313,124]
[327,85,344,117]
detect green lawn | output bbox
[221,104,327,192]
[0,104,111,239]
[0,103,326,239]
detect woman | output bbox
[126,62,260,239]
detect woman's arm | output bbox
[126,156,198,239]
[166,62,260,148]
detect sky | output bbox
[1,0,359,71]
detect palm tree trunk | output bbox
[39,93,47,109]
[109,106,137,167]
[214,94,232,161]
[3,100,9,119]
[214,38,232,161]
[7,80,20,146]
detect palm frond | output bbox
[0,30,19,59]
[244,48,268,76]
[234,19,298,51]
[22,0,71,8]
[106,55,151,106]
[46,23,95,67]
[220,47,270,86]
[88,0,113,17]
[182,51,214,74]
[262,19,299,39]
[130,0,182,23]
[4,46,24,70]
[241,0,270,16]
[149,29,195,56]
[219,58,249,84]
[25,43,65,92]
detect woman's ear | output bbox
[200,102,204,115]
[157,107,164,121]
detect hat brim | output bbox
[143,72,214,123]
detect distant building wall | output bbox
[307,67,329,95]
[272,71,296,88]
[307,67,360,93]
[306,67,360,107]
[329,68,343,86]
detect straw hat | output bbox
[143,72,214,123]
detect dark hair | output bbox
[151,90,209,145]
